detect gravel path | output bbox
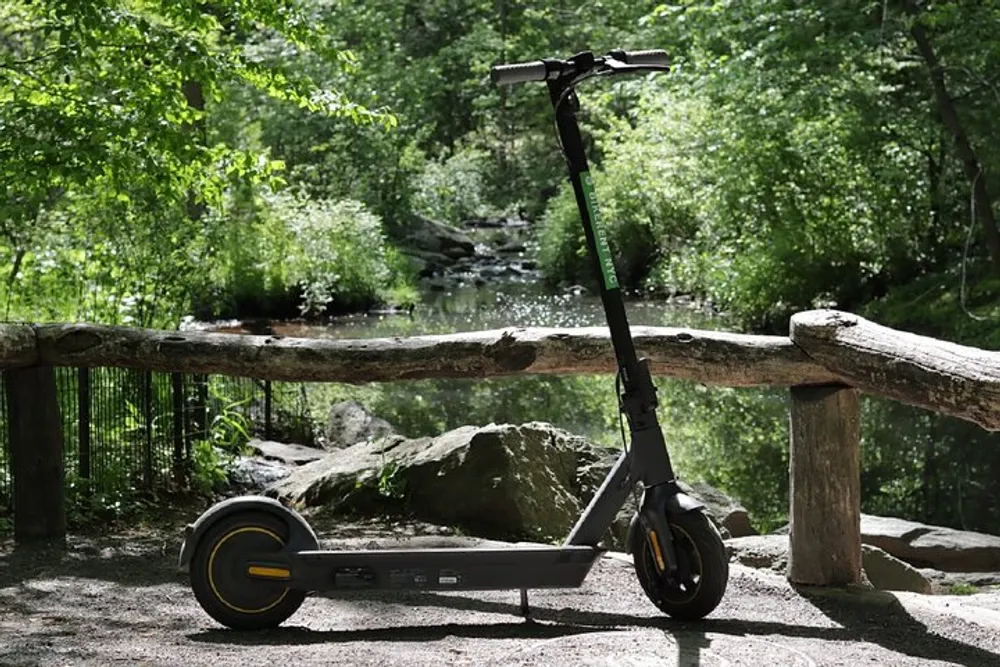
[1,528,999,667]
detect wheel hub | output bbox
[207,526,290,614]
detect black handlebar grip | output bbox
[621,49,669,67]
[491,61,547,85]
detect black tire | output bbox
[630,509,729,620]
[189,511,307,630]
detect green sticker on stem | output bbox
[580,171,619,290]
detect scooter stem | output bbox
[546,61,676,487]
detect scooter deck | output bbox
[249,544,604,593]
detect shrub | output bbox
[210,192,416,318]
[411,145,497,225]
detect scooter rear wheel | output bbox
[189,511,306,630]
[630,509,728,620]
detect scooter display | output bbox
[179,49,730,630]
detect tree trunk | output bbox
[788,384,862,586]
[910,19,1000,275]
[6,365,65,544]
[182,80,207,222]
[32,322,839,387]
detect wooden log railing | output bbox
[2,309,998,588]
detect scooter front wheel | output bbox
[630,509,728,620]
[189,511,306,630]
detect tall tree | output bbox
[905,0,1000,275]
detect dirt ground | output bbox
[2,520,1000,667]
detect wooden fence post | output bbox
[6,365,65,544]
[788,384,861,586]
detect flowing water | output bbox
[269,281,727,339]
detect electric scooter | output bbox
[178,49,730,631]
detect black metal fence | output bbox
[0,368,311,511]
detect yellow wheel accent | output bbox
[647,529,667,572]
[247,566,291,580]
[208,526,289,614]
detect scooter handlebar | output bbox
[491,49,669,86]
[490,61,548,85]
[617,49,669,67]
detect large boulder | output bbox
[326,400,396,450]
[269,421,754,549]
[726,534,789,572]
[918,569,1000,591]
[403,213,475,258]
[248,439,326,466]
[861,514,1000,572]
[399,251,445,278]
[684,481,756,538]
[861,545,933,594]
[269,423,606,542]
[725,538,934,595]
[227,455,294,492]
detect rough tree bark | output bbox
[788,384,862,586]
[31,323,839,387]
[790,310,1000,431]
[0,323,38,368]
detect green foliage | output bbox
[186,191,415,320]
[411,145,499,225]
[189,440,232,496]
[0,0,381,219]
[949,582,980,596]
[660,382,790,532]
[5,0,1000,541]
[862,264,1000,349]
[537,185,594,288]
[538,90,704,290]
[533,0,1000,332]
[185,381,255,494]
[268,194,409,315]
[376,460,406,500]
[0,0,396,327]
[248,101,417,229]
[539,72,935,327]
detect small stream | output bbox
[267,280,727,340]
[205,213,741,450]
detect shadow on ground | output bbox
[0,535,181,588]
[188,587,999,667]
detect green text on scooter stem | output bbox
[580,171,620,290]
